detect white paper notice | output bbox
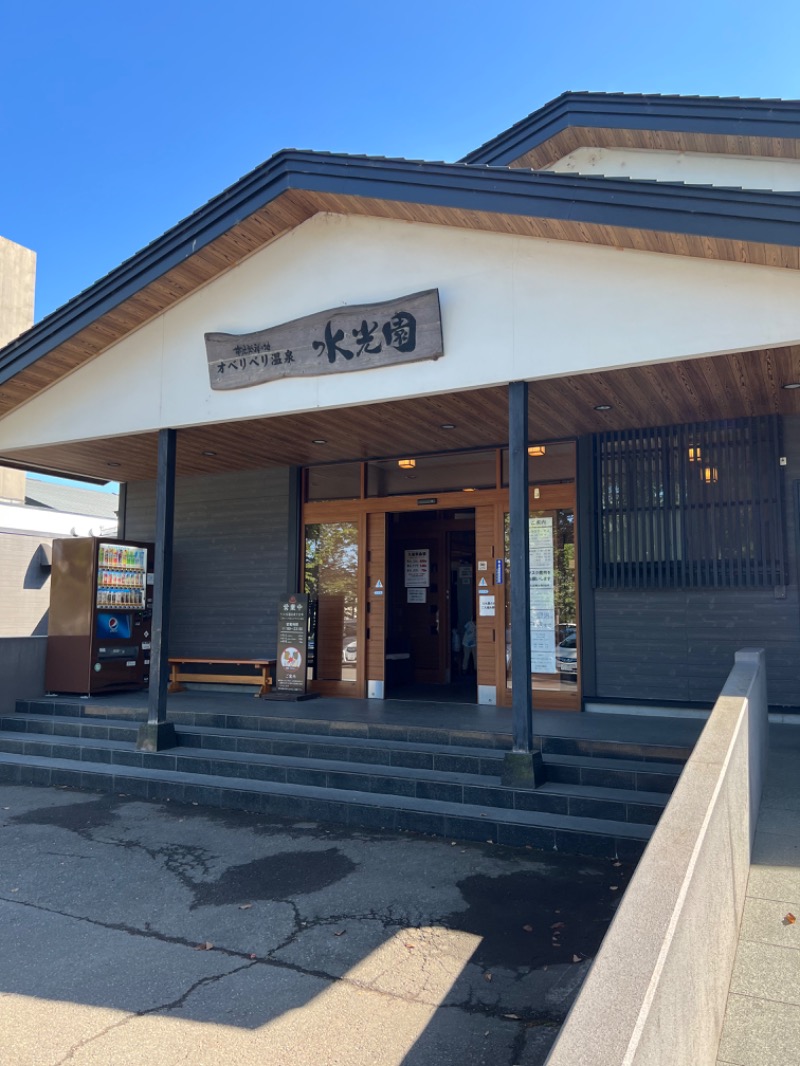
[479,595,495,617]
[530,568,554,589]
[530,545,554,568]
[407,587,426,604]
[530,587,554,608]
[404,549,430,588]
[528,517,555,670]
[530,609,555,631]
[529,517,553,542]
[531,651,557,673]
[531,631,554,652]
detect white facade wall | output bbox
[0,502,116,537]
[545,146,800,191]
[3,213,800,452]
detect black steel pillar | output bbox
[137,428,177,752]
[502,381,544,787]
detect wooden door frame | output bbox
[301,456,581,708]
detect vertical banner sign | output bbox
[276,594,309,694]
[529,517,556,673]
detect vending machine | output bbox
[45,537,155,695]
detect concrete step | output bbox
[2,714,683,795]
[0,749,651,860]
[0,726,673,826]
[18,695,695,763]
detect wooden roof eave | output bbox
[2,154,800,420]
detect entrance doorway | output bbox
[384,508,476,703]
[301,441,581,709]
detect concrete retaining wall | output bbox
[0,635,47,713]
[545,648,769,1066]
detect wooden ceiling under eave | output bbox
[2,344,799,485]
[509,125,800,170]
[2,183,800,423]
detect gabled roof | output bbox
[462,91,800,169]
[2,99,800,421]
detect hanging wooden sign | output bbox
[206,289,442,391]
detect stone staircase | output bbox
[0,699,693,859]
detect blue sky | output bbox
[3,0,800,325]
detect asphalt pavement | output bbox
[0,783,633,1066]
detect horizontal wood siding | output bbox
[366,513,385,681]
[125,468,290,659]
[594,414,800,708]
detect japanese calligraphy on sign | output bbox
[206,289,443,391]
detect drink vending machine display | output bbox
[45,537,155,695]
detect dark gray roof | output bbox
[25,478,119,519]
[461,90,800,166]
[2,94,800,395]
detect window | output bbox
[594,416,785,588]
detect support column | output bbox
[137,428,177,752]
[503,381,544,787]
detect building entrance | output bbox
[301,441,580,709]
[384,508,476,703]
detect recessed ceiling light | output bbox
[594,404,612,412]
[782,382,800,390]
[107,462,121,468]
[312,439,327,445]
[440,423,456,430]
[202,450,217,457]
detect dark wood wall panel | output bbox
[125,467,290,659]
[594,414,800,708]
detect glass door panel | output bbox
[304,522,359,687]
[504,507,579,709]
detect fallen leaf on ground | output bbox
[404,943,415,949]
[249,954,257,959]
[572,955,582,963]
[196,941,214,951]
[484,973,493,982]
[522,925,534,933]
[503,1014,520,1020]
[333,930,347,937]
[551,921,566,930]
[609,885,619,891]
[612,861,621,867]
[785,913,796,925]
[239,903,252,910]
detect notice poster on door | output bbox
[407,587,426,604]
[529,517,556,673]
[276,593,309,694]
[405,549,430,588]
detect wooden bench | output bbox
[168,657,274,698]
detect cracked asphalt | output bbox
[0,784,633,1065]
